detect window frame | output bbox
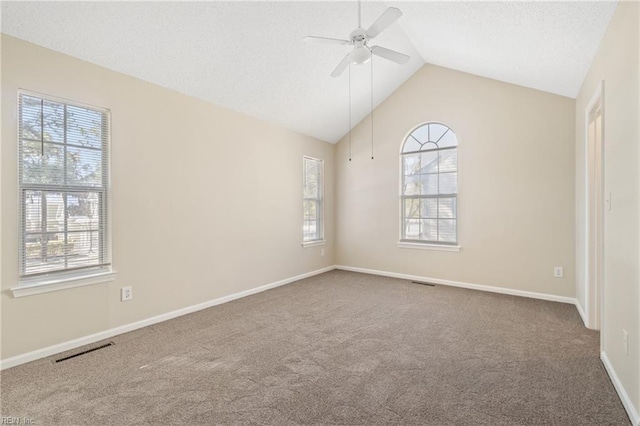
[13,90,115,296]
[399,122,460,250]
[302,156,325,247]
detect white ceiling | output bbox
[1,1,617,144]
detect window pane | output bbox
[45,192,65,234]
[21,141,64,185]
[25,233,44,261]
[403,154,421,176]
[25,234,68,275]
[20,96,42,140]
[304,200,317,220]
[438,130,457,148]
[421,174,438,195]
[66,146,103,187]
[423,142,438,152]
[438,197,456,219]
[303,157,321,199]
[304,179,318,199]
[439,172,457,194]
[438,219,456,243]
[402,136,422,153]
[420,219,438,241]
[429,123,448,143]
[420,151,438,174]
[305,158,318,180]
[421,198,437,218]
[67,231,100,267]
[403,219,420,240]
[304,220,319,241]
[403,175,420,196]
[411,125,429,144]
[42,100,65,143]
[404,199,420,219]
[439,149,457,172]
[67,105,104,148]
[67,192,101,231]
[24,191,43,233]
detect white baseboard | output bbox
[0,265,335,371]
[574,299,589,327]
[335,265,576,304]
[601,351,640,425]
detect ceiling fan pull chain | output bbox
[349,61,352,162]
[371,54,374,160]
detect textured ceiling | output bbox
[1,1,617,144]
[391,1,617,99]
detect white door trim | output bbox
[583,80,605,336]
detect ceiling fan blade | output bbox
[371,46,410,64]
[331,54,350,78]
[365,7,402,39]
[304,36,350,46]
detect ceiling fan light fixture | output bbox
[349,46,371,64]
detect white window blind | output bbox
[400,122,458,245]
[303,156,324,243]
[18,92,111,280]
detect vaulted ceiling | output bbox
[1,1,617,143]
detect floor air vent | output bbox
[411,281,436,287]
[55,342,114,363]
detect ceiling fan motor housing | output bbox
[349,27,368,45]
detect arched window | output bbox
[400,123,458,245]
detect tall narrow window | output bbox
[18,92,111,282]
[400,122,458,245]
[303,156,324,245]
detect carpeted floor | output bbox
[0,270,630,425]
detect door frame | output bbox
[583,80,605,339]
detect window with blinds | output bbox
[400,122,458,245]
[303,156,324,244]
[18,92,111,281]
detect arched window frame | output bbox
[399,122,459,249]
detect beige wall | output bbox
[575,1,640,415]
[335,64,576,298]
[0,35,335,360]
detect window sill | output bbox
[11,270,117,298]
[397,242,461,252]
[302,240,326,248]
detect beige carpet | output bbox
[0,270,630,425]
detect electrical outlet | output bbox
[553,266,564,278]
[121,286,133,302]
[320,248,325,257]
[623,329,629,355]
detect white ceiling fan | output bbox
[304,2,410,77]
